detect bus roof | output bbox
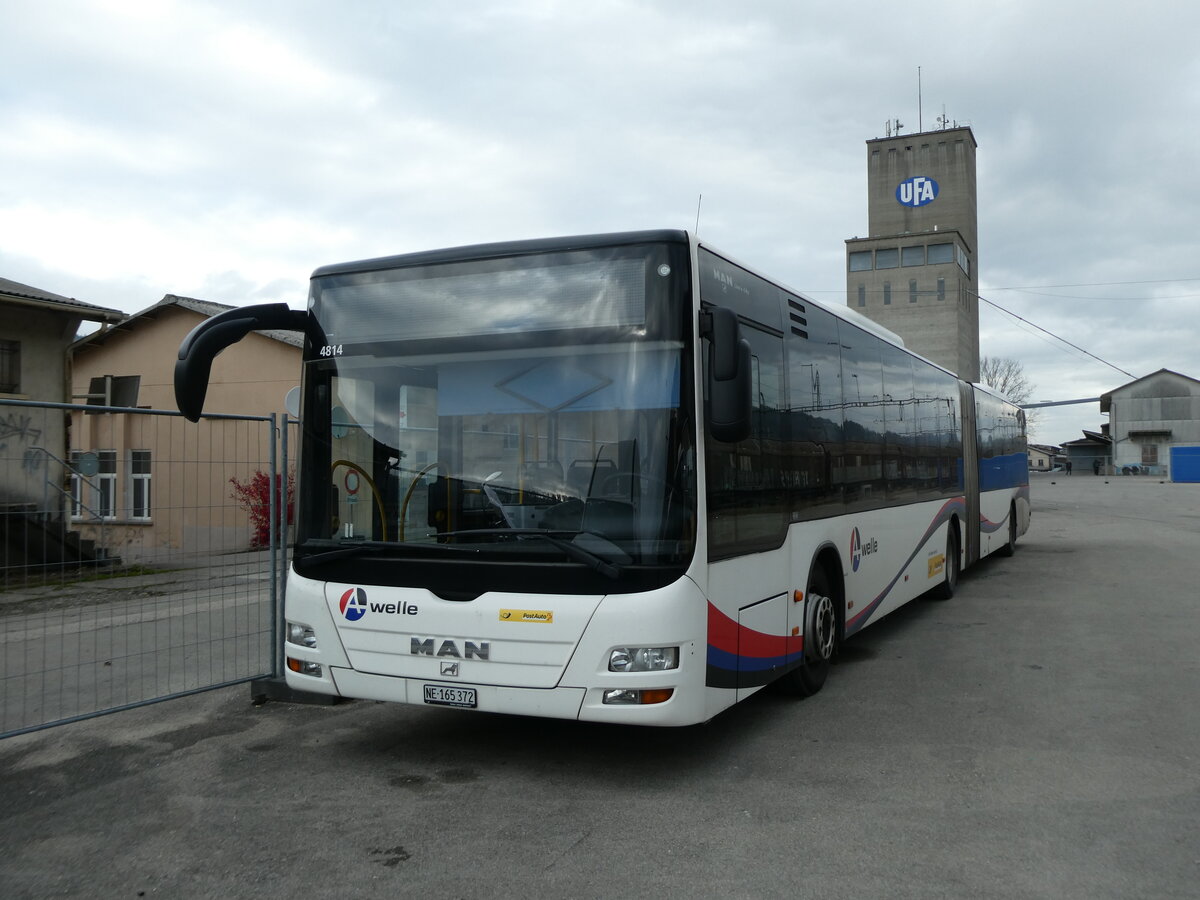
[311,229,690,279]
[308,228,960,382]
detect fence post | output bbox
[247,411,334,706]
[267,413,281,678]
[279,415,291,666]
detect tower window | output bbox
[875,248,899,269]
[928,243,954,265]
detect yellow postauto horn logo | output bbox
[499,609,554,624]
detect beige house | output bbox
[68,296,302,562]
[1027,444,1060,472]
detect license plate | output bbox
[423,684,477,709]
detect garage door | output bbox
[1170,446,1200,483]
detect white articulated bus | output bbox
[175,230,1029,726]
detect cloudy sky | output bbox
[3,0,1198,444]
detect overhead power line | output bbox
[977,294,1137,379]
[988,276,1200,290]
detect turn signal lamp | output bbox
[602,688,674,705]
[286,657,322,677]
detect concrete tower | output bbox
[845,126,979,381]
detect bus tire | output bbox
[779,564,838,697]
[930,526,959,601]
[997,504,1017,557]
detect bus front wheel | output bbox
[779,565,838,697]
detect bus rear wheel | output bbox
[930,527,959,600]
[779,565,838,697]
[998,504,1017,557]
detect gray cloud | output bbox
[2,0,1197,444]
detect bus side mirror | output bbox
[702,307,752,443]
[175,302,311,421]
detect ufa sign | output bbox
[896,175,939,207]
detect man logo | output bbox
[339,587,368,622]
[896,175,939,208]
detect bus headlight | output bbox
[608,646,679,672]
[287,621,317,648]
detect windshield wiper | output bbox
[298,542,391,565]
[437,529,623,579]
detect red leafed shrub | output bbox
[229,470,295,548]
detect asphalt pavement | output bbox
[1,473,1197,899]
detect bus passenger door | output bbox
[736,591,790,701]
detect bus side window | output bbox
[784,302,845,519]
[705,324,788,559]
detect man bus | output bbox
[176,230,1028,725]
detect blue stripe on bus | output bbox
[979,452,1029,492]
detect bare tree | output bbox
[980,355,1039,435]
[979,356,1033,404]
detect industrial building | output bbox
[1100,369,1200,481]
[846,125,979,381]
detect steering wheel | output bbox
[482,471,518,528]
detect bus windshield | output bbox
[293,240,697,595]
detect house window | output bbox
[909,279,918,303]
[0,339,19,393]
[902,245,925,267]
[937,278,945,301]
[875,248,899,269]
[69,451,84,518]
[97,450,117,519]
[849,251,873,272]
[131,450,152,520]
[883,282,891,305]
[857,284,866,307]
[1141,444,1158,466]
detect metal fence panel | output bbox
[1,399,286,737]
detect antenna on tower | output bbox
[937,105,950,130]
[918,66,923,132]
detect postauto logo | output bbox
[339,587,368,622]
[896,175,939,207]
[850,527,879,572]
